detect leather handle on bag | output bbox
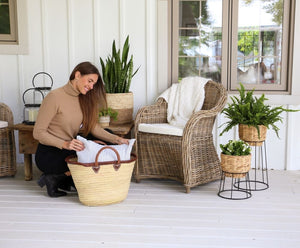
[93,146,121,173]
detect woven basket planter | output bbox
[99,116,110,128]
[220,153,251,178]
[239,124,267,146]
[66,146,137,206]
[106,92,133,124]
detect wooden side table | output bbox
[13,123,38,181]
[107,122,134,138]
[13,122,134,181]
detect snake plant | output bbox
[100,35,139,93]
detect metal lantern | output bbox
[32,72,53,97]
[22,88,44,125]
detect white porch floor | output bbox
[0,165,300,248]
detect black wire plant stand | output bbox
[218,170,252,200]
[234,141,269,191]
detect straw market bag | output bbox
[66,146,137,206]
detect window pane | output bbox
[177,0,223,82]
[200,56,221,82]
[0,4,11,34]
[179,1,200,28]
[179,57,199,79]
[179,30,200,56]
[237,0,282,86]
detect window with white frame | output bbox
[0,0,17,44]
[171,0,295,92]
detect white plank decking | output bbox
[0,165,300,248]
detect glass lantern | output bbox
[22,88,44,125]
[32,72,53,97]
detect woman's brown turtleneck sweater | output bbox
[33,81,117,149]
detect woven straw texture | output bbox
[66,147,137,206]
[134,80,228,193]
[106,92,133,124]
[0,103,16,177]
[239,124,267,146]
[220,153,251,178]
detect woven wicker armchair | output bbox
[134,80,227,193]
[0,103,16,177]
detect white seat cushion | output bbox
[138,123,183,136]
[0,121,8,129]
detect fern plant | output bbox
[220,140,251,156]
[219,83,298,138]
[100,35,139,93]
[99,107,118,121]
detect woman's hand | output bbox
[63,139,85,151]
[114,136,129,145]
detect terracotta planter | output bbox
[106,92,133,124]
[238,124,267,146]
[221,153,252,178]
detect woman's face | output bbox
[74,71,98,95]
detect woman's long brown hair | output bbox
[69,62,107,136]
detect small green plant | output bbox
[99,107,118,121]
[100,35,139,93]
[220,140,251,156]
[219,83,298,138]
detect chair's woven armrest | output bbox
[134,98,168,134]
[183,84,227,139]
[183,109,220,139]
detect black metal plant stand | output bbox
[218,170,252,200]
[234,141,269,191]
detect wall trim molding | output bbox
[0,0,29,55]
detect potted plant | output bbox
[100,35,139,124]
[219,83,298,145]
[220,140,252,178]
[98,108,118,128]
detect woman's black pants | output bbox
[35,143,75,175]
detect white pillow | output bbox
[76,135,135,163]
[0,121,8,129]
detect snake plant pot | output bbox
[220,153,252,178]
[99,116,110,128]
[238,124,267,146]
[106,92,133,124]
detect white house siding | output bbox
[0,0,299,170]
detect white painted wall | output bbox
[0,0,299,170]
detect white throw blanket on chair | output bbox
[158,76,209,128]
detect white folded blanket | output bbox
[158,76,209,128]
[76,135,136,163]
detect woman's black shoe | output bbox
[37,174,68,197]
[58,176,77,192]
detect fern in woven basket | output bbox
[220,140,251,156]
[219,83,298,138]
[99,107,118,121]
[100,35,139,93]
